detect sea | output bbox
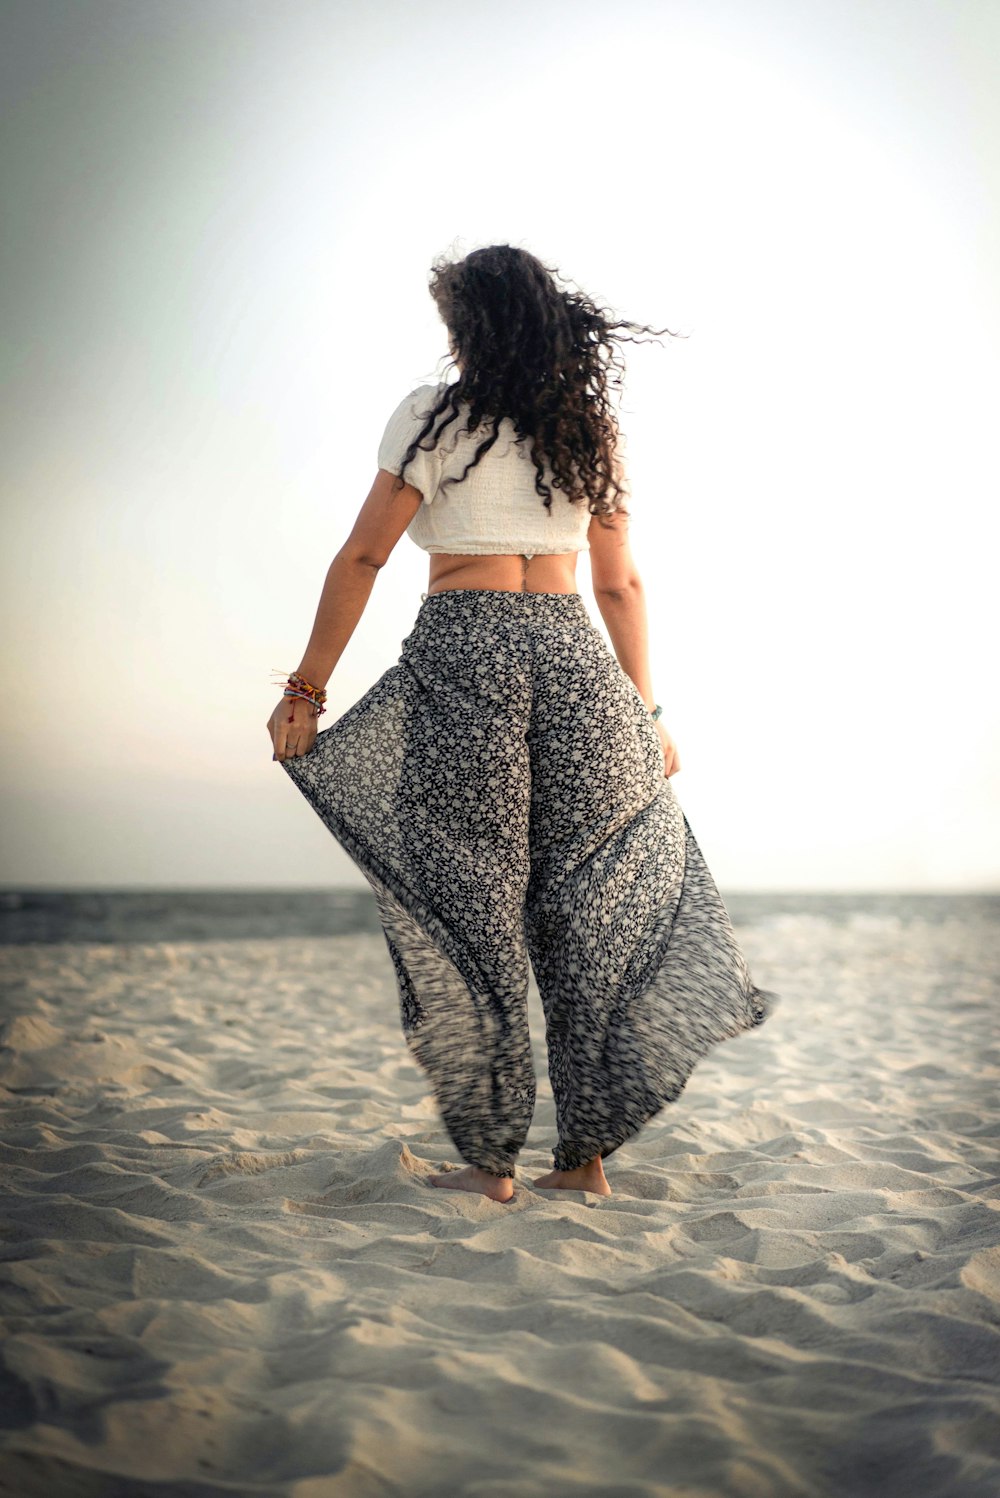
[0,888,996,945]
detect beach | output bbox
[1,895,998,1495]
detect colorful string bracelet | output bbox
[270,669,328,717]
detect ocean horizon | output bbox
[1,886,996,945]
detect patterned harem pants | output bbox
[281,587,778,1178]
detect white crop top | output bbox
[376,382,630,556]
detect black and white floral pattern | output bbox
[281,589,778,1177]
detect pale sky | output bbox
[2,0,997,891]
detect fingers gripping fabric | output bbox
[281,589,778,1178]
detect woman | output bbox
[267,244,777,1203]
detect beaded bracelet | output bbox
[284,691,321,714]
[270,668,328,717]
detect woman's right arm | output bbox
[588,510,681,777]
[588,510,655,709]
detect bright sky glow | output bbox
[2,0,997,890]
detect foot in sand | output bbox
[533,1155,612,1196]
[428,1165,515,1202]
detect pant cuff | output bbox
[553,1142,602,1172]
[472,1162,517,1179]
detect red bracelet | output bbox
[270,668,327,715]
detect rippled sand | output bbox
[1,907,998,1496]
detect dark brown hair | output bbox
[391,244,685,523]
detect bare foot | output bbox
[428,1165,515,1202]
[533,1154,612,1196]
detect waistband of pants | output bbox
[418,588,588,609]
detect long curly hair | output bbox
[391,244,685,523]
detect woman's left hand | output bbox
[268,695,320,762]
[655,720,681,778]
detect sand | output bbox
[1,906,999,1496]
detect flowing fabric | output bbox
[281,588,778,1177]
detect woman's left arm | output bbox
[267,469,422,760]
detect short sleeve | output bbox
[377,385,441,503]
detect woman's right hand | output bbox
[655,719,681,778]
[268,694,320,763]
